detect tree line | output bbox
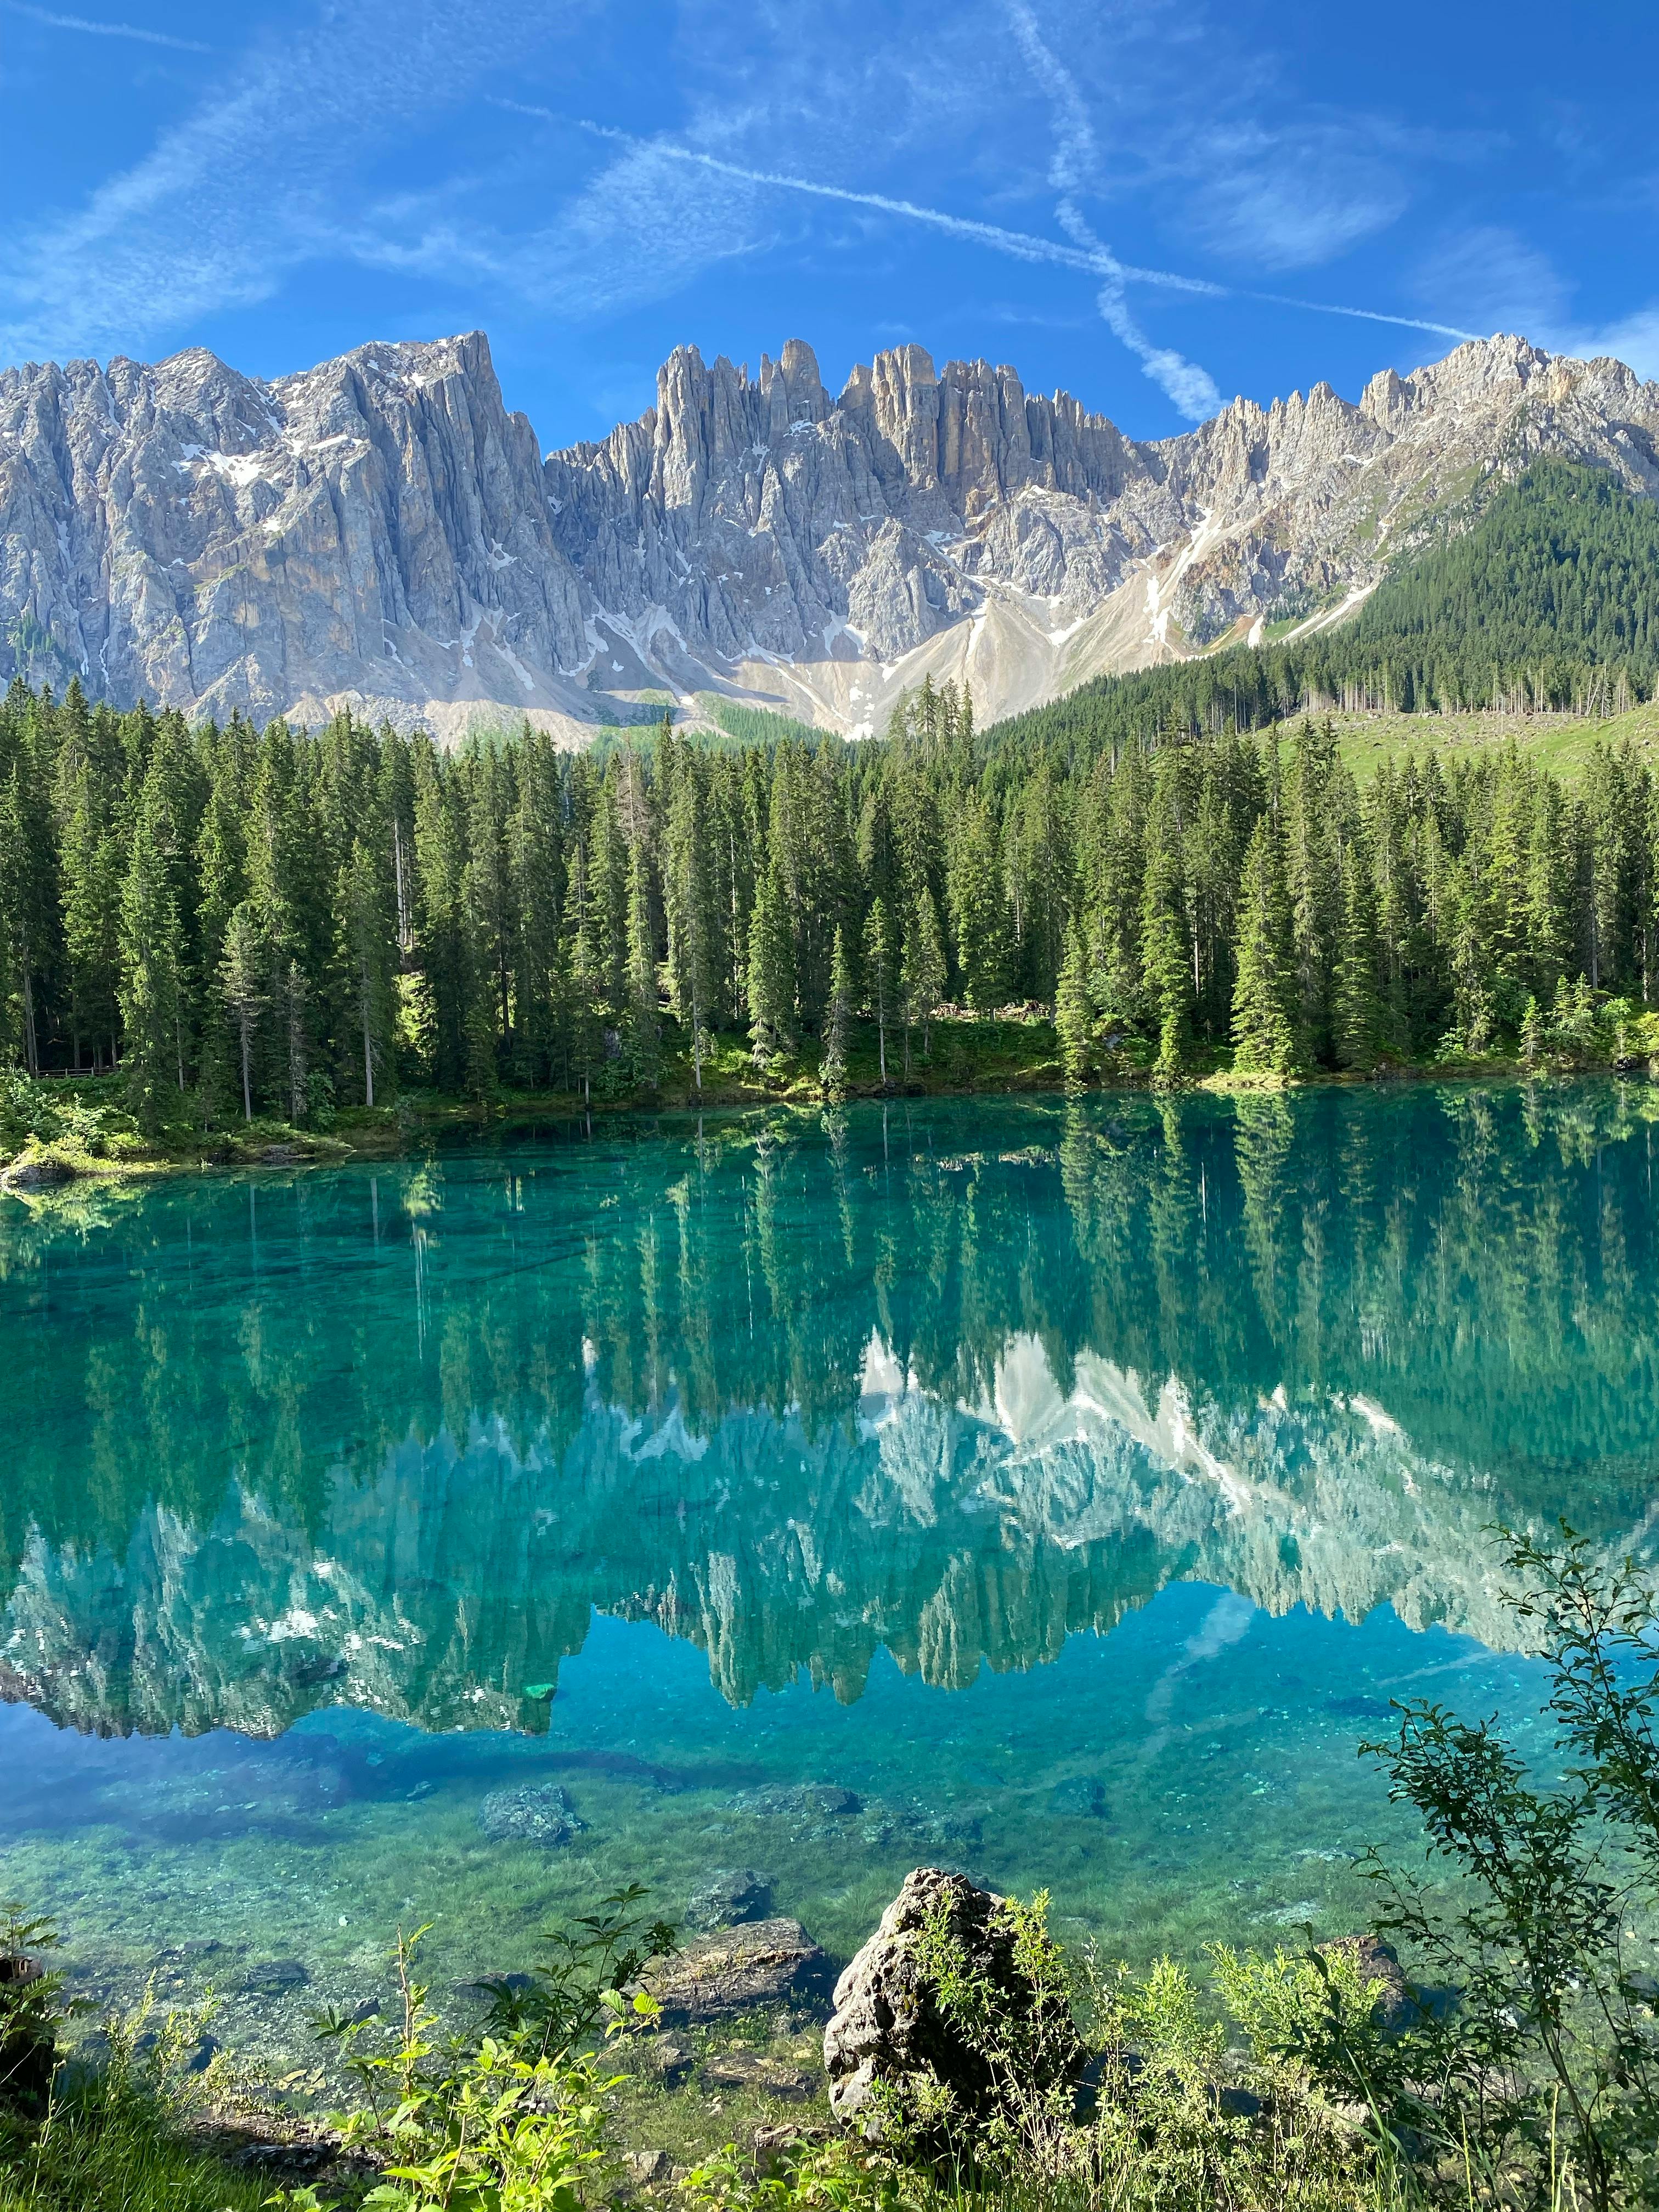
[0,662,1655,1128]
[992,459,1659,757]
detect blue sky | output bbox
[3,0,1656,452]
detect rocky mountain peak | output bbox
[4,325,1658,741]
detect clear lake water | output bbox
[2,1080,1656,2057]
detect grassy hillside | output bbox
[1326,698,1659,783]
[983,458,1659,764]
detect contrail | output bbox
[494,103,1481,353]
[4,0,211,48]
[1005,1,1220,417]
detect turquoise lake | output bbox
[1,1082,1655,2059]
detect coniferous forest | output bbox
[991,458,1659,754]
[0,629,1655,1141]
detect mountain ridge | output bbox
[4,325,1658,740]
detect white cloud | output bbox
[1415,223,1571,335]
[1409,223,1659,381]
[1545,308,1659,382]
[0,0,582,365]
[1183,123,1408,272]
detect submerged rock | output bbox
[477,1782,584,1846]
[1048,1776,1108,1819]
[243,1959,309,1996]
[646,1919,832,2025]
[685,1868,773,1931]
[822,1867,1084,2140]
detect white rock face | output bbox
[4,329,1658,737]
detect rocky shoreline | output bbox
[34,1865,1428,2204]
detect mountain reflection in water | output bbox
[5,1082,1657,1744]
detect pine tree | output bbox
[1332,840,1387,1072]
[1527,775,1575,1002]
[1444,870,1495,1057]
[0,770,50,1075]
[902,887,947,1060]
[664,757,718,1093]
[1230,816,1297,1075]
[342,836,396,1108]
[1284,721,1342,1065]
[623,837,660,1092]
[509,729,564,1087]
[1139,768,1194,1086]
[57,739,122,1071]
[946,795,1010,1011]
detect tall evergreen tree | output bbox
[863,895,896,1086]
[1231,816,1297,1076]
[119,785,184,1133]
[1139,765,1194,1085]
[1332,838,1386,1071]
[623,837,660,1092]
[902,888,947,1060]
[219,901,266,1122]
[821,924,852,1103]
[1054,919,1094,1091]
[342,836,397,1108]
[747,860,796,1074]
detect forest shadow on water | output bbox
[0,1078,1654,2067]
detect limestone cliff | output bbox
[4,329,1658,738]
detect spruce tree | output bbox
[342,837,396,1108]
[903,887,947,1059]
[946,795,1010,1010]
[822,924,853,1103]
[1231,816,1297,1075]
[664,759,717,1093]
[1054,919,1094,1091]
[863,896,896,1086]
[1332,840,1386,1072]
[747,860,796,1074]
[1139,770,1194,1086]
[219,902,266,1123]
[119,788,184,1134]
[623,838,660,1092]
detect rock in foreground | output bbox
[646,1918,831,2025]
[822,1867,1084,2140]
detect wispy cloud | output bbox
[3,0,1643,442]
[1558,309,1659,381]
[4,0,210,50]
[1410,224,1659,380]
[519,109,1479,354]
[0,0,578,364]
[1006,0,1219,419]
